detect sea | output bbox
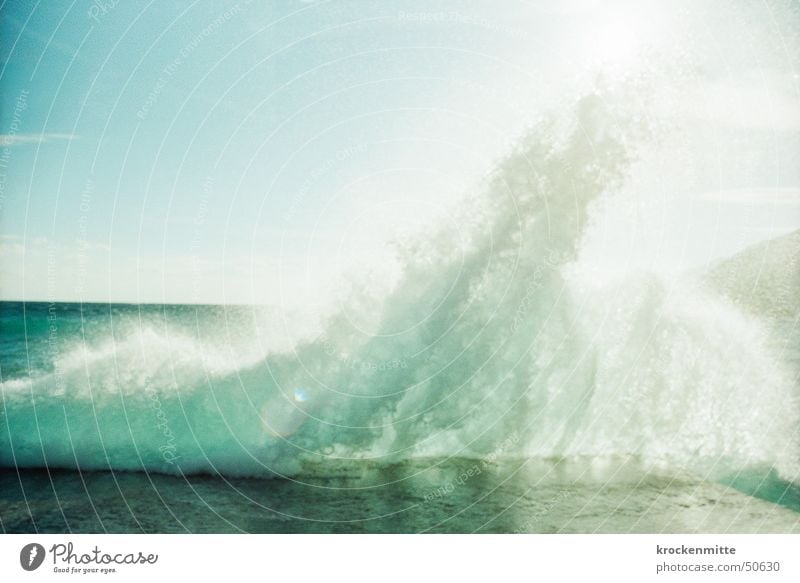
[2,89,799,533]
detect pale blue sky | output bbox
[2,0,799,303]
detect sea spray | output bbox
[1,85,797,484]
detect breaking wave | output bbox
[2,87,798,483]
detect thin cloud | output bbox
[682,77,800,132]
[0,133,78,147]
[700,187,800,206]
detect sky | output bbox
[1,0,799,304]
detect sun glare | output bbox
[596,20,640,63]
[587,9,657,72]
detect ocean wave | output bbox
[2,86,797,483]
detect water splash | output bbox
[1,86,797,484]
